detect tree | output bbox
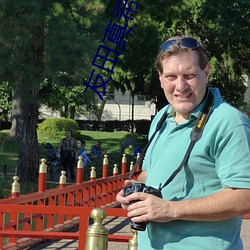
[105,0,250,110]
[162,0,250,107]
[0,0,107,181]
[40,0,106,119]
[0,1,46,181]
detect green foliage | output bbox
[39,0,107,119]
[0,82,11,121]
[0,177,11,198]
[38,118,81,139]
[124,133,148,146]
[108,0,250,108]
[0,176,57,199]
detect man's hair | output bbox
[66,130,72,136]
[156,36,209,74]
[97,140,102,145]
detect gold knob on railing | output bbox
[103,154,108,165]
[130,161,134,171]
[122,153,127,163]
[128,228,138,250]
[39,158,47,173]
[77,156,84,169]
[90,166,96,179]
[113,164,118,175]
[59,171,67,185]
[84,208,108,250]
[11,176,20,194]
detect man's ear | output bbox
[158,70,164,89]
[204,63,210,83]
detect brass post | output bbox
[77,156,84,184]
[136,153,141,171]
[130,161,134,171]
[84,208,108,250]
[128,228,138,250]
[11,176,20,198]
[113,164,118,176]
[90,166,96,181]
[102,154,109,178]
[59,171,67,188]
[122,154,127,174]
[38,158,47,192]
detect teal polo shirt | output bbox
[140,88,250,250]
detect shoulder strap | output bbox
[160,90,214,190]
[127,107,170,180]
[127,89,214,191]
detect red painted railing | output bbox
[0,205,129,249]
[0,155,140,249]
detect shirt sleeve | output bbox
[216,124,250,189]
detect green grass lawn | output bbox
[0,130,130,174]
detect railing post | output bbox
[77,156,84,184]
[128,229,138,250]
[136,153,141,171]
[90,166,96,181]
[59,171,67,188]
[11,176,20,198]
[102,154,108,178]
[113,164,118,177]
[38,158,47,192]
[84,208,108,250]
[122,154,127,174]
[130,161,134,172]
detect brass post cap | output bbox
[90,208,107,222]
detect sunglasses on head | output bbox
[160,37,200,52]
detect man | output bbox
[90,140,102,160]
[116,36,250,249]
[58,130,78,182]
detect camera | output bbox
[123,182,162,231]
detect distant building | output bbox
[101,89,155,121]
[40,77,250,121]
[39,89,156,121]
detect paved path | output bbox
[26,218,250,249]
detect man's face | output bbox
[66,131,72,138]
[158,50,210,121]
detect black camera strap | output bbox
[127,89,214,191]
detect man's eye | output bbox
[185,74,196,80]
[165,75,177,81]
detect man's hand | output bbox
[116,179,136,210]
[125,192,175,224]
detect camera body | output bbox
[124,182,162,231]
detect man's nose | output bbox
[175,76,188,91]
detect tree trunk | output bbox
[10,91,23,139]
[16,89,40,182]
[69,106,76,119]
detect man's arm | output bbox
[126,187,250,223]
[137,170,146,183]
[57,139,63,155]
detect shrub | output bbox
[38,118,81,139]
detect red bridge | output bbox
[0,154,140,249]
